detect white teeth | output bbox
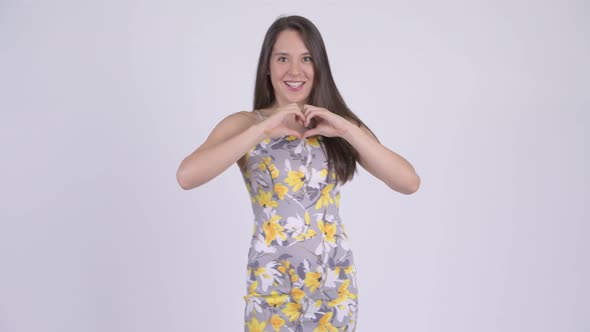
[285,81,304,88]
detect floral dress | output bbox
[240,110,359,332]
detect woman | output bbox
[177,15,420,332]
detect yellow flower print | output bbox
[338,279,356,299]
[315,183,335,209]
[313,312,337,332]
[285,170,305,192]
[344,265,354,274]
[266,290,288,308]
[274,183,288,200]
[306,136,320,147]
[327,279,356,307]
[334,266,341,276]
[334,192,340,208]
[243,280,260,300]
[281,302,302,322]
[253,267,268,278]
[290,287,305,302]
[259,156,279,179]
[277,259,291,274]
[246,315,266,332]
[263,215,286,246]
[290,211,318,242]
[318,220,336,243]
[304,271,322,292]
[270,314,285,331]
[304,211,311,225]
[286,135,299,141]
[283,261,298,282]
[293,228,317,241]
[288,267,299,282]
[256,188,278,208]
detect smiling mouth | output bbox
[284,81,305,91]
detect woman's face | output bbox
[269,29,314,108]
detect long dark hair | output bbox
[253,15,379,186]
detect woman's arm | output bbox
[299,105,420,195]
[177,104,307,190]
[342,123,420,195]
[176,112,265,190]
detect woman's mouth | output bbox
[284,81,305,91]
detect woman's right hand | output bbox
[259,103,306,139]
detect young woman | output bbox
[177,15,420,332]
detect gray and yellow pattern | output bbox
[240,130,358,332]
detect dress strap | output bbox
[253,109,265,120]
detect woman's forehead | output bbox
[272,30,309,53]
[271,51,311,57]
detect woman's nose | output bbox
[288,62,301,75]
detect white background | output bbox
[1,0,589,331]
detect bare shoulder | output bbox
[226,110,256,122]
[194,110,258,153]
[222,110,262,126]
[213,110,257,131]
[238,109,258,118]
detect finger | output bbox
[288,105,300,113]
[292,103,302,112]
[302,128,319,139]
[291,108,305,122]
[287,129,302,139]
[305,110,317,126]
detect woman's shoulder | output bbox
[216,110,258,124]
[236,109,258,120]
[211,110,261,136]
[226,110,261,123]
[233,109,266,124]
[199,110,261,155]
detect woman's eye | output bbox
[278,57,287,62]
[303,56,312,62]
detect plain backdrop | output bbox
[1,0,589,331]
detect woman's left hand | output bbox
[301,104,354,139]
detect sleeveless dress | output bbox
[240,109,359,332]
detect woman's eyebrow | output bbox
[272,52,311,56]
